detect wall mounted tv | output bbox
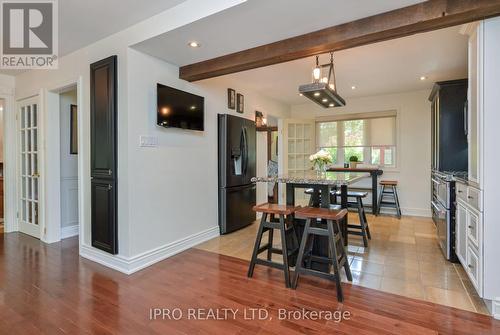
[157,83,204,131]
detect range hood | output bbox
[298,53,346,108]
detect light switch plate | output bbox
[140,135,158,148]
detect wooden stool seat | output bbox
[248,203,299,288]
[333,190,368,198]
[292,206,352,302]
[253,203,297,216]
[295,207,347,221]
[380,180,398,186]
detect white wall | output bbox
[291,90,432,217]
[13,0,247,266]
[126,49,290,256]
[482,16,500,304]
[59,89,79,234]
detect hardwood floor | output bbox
[197,213,489,313]
[1,233,499,334]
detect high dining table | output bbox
[327,167,383,215]
[252,171,369,272]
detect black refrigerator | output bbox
[218,114,257,234]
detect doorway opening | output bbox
[59,87,79,239]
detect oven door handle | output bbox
[432,201,445,216]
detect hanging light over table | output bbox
[299,53,346,108]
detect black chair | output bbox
[333,190,371,247]
[248,203,299,287]
[292,207,352,302]
[306,188,371,246]
[377,180,402,219]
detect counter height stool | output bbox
[377,180,402,219]
[248,203,299,288]
[292,207,352,302]
[333,190,371,247]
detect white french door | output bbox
[279,118,316,205]
[18,97,41,238]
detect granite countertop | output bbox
[252,171,369,186]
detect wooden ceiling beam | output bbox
[179,0,500,82]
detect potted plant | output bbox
[309,149,333,177]
[349,155,359,169]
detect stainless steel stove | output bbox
[431,170,466,262]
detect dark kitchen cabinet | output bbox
[91,56,118,254]
[91,179,117,254]
[91,56,117,179]
[429,79,468,172]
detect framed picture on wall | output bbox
[70,104,78,154]
[236,93,244,113]
[227,88,236,109]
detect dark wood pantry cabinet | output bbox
[90,56,118,254]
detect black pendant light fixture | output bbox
[299,52,346,108]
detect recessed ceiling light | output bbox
[420,76,427,81]
[351,86,356,90]
[188,41,200,48]
[329,103,334,107]
[299,93,303,96]
[322,98,328,102]
[314,92,320,97]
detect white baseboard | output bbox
[61,224,79,239]
[378,207,431,218]
[493,298,500,320]
[79,226,220,275]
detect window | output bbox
[316,112,397,167]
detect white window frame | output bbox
[315,110,400,170]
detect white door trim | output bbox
[43,77,84,244]
[0,86,17,233]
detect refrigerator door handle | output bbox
[464,100,468,137]
[242,127,248,176]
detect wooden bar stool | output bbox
[292,207,352,302]
[334,190,371,247]
[248,203,299,288]
[377,180,402,218]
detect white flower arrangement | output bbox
[309,149,333,164]
[309,149,333,174]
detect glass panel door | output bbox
[18,97,41,238]
[282,119,315,205]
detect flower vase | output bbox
[315,162,327,178]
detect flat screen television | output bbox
[157,83,204,131]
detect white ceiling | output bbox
[60,0,186,56]
[1,0,186,76]
[203,26,468,104]
[133,0,426,66]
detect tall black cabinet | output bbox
[429,79,468,172]
[90,56,118,254]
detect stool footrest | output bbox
[295,267,340,282]
[348,230,365,236]
[305,227,330,237]
[254,259,285,270]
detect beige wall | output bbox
[291,89,432,217]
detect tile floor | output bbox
[196,212,489,314]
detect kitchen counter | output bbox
[251,171,368,186]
